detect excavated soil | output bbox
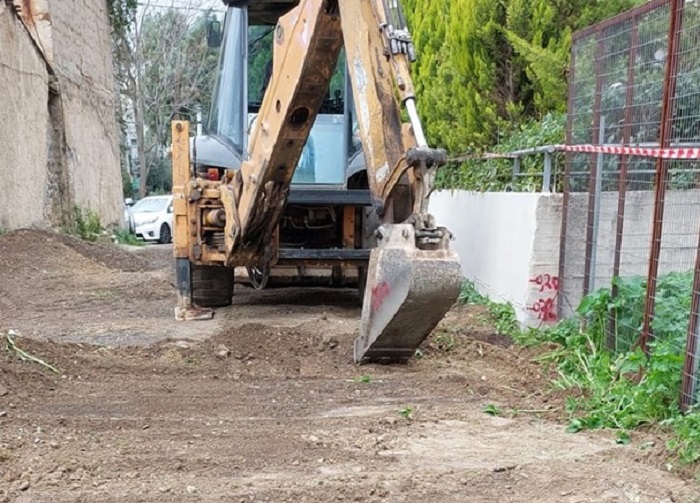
[0,229,698,502]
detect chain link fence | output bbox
[559,0,700,409]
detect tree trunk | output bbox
[135,88,148,198]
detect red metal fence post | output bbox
[607,16,639,351]
[682,230,700,410]
[558,43,577,319]
[639,0,683,353]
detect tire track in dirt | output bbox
[0,230,697,502]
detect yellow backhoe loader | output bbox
[170,0,462,363]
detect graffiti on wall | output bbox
[527,274,559,322]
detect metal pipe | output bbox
[405,98,428,148]
[583,32,606,299]
[543,152,552,193]
[512,157,521,186]
[640,0,683,354]
[588,116,606,295]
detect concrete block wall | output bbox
[561,190,700,314]
[0,1,122,230]
[429,189,700,327]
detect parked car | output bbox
[123,197,135,229]
[126,195,173,244]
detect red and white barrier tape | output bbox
[557,144,700,159]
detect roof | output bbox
[224,0,300,25]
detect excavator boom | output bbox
[171,0,462,363]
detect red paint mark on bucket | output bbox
[371,282,390,311]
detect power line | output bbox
[136,2,224,13]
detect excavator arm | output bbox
[171,0,462,363]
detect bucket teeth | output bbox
[355,223,462,363]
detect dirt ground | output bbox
[0,229,698,502]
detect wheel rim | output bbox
[246,265,270,290]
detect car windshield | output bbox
[131,198,168,213]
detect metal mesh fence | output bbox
[559,0,700,409]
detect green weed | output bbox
[112,228,146,246]
[483,404,502,416]
[532,271,700,468]
[458,281,520,337]
[398,407,414,420]
[434,330,458,353]
[63,205,103,242]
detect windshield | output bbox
[247,24,348,185]
[207,7,246,152]
[131,198,169,213]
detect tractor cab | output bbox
[194,3,365,188]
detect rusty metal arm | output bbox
[339,0,445,221]
[223,0,344,265]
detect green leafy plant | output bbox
[63,206,104,242]
[112,228,146,246]
[434,330,458,353]
[398,407,414,420]
[458,281,521,337]
[483,404,503,416]
[531,271,700,468]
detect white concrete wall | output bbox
[429,191,562,326]
[429,189,700,326]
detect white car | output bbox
[127,195,173,244]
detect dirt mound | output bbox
[0,229,107,277]
[416,303,563,419]
[0,229,153,274]
[45,230,154,272]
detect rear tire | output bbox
[158,223,172,244]
[191,264,234,308]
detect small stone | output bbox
[0,411,6,418]
[308,435,319,443]
[142,425,150,430]
[18,480,30,491]
[0,384,8,397]
[50,441,59,449]
[216,345,230,358]
[186,485,197,494]
[175,341,190,349]
[159,486,171,493]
